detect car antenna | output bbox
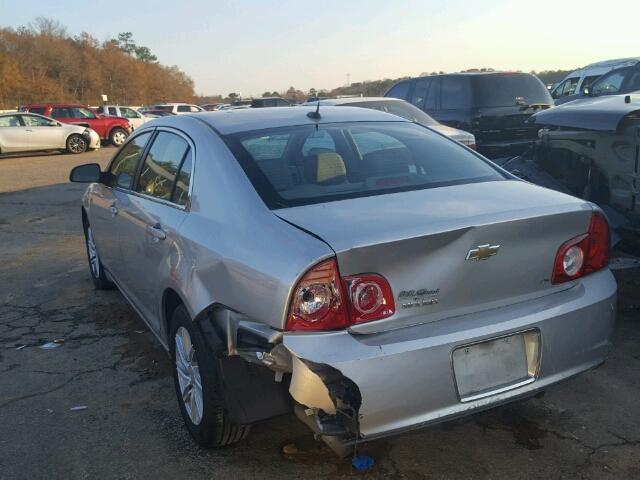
[307,101,321,120]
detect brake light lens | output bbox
[343,274,395,324]
[286,259,395,331]
[286,259,350,331]
[552,212,609,284]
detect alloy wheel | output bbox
[112,131,127,146]
[175,326,204,425]
[86,226,100,277]
[69,136,87,153]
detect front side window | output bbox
[224,122,504,208]
[22,115,57,127]
[385,82,410,100]
[590,69,629,95]
[51,108,70,118]
[121,107,139,119]
[552,77,579,98]
[0,115,21,127]
[441,77,472,109]
[137,132,190,201]
[109,132,152,189]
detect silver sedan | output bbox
[0,112,100,154]
[70,106,616,455]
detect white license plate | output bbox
[453,333,532,401]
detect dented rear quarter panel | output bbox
[154,117,334,338]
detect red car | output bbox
[21,104,132,146]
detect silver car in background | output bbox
[70,106,616,455]
[303,97,477,148]
[0,112,100,155]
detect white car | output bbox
[0,112,100,155]
[150,103,204,115]
[551,57,640,105]
[94,105,148,130]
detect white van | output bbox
[550,57,640,105]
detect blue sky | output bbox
[2,0,639,95]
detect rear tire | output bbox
[169,305,250,447]
[66,134,88,154]
[109,127,128,147]
[83,219,114,289]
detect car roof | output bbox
[24,103,87,107]
[174,105,408,135]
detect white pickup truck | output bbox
[94,105,148,130]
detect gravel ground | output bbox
[1,147,639,479]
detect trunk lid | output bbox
[276,180,593,334]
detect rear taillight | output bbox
[467,143,477,151]
[286,259,395,331]
[551,212,609,284]
[286,259,350,331]
[343,274,395,324]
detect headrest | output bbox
[304,152,347,184]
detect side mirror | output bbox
[70,163,102,183]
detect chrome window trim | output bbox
[110,125,196,211]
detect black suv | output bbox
[385,72,553,157]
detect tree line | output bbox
[0,18,195,109]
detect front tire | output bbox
[109,127,128,147]
[169,305,250,447]
[83,220,114,289]
[66,134,88,154]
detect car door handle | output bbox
[146,223,166,241]
[25,129,33,133]
[109,204,119,216]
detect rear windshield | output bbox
[153,105,173,111]
[223,122,504,208]
[472,74,552,107]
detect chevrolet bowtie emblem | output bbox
[466,244,500,261]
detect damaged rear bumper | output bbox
[283,269,616,442]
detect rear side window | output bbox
[410,79,431,108]
[177,105,191,112]
[472,74,552,107]
[137,132,190,202]
[108,107,118,116]
[28,107,46,116]
[385,82,410,100]
[441,77,472,109]
[109,132,152,189]
[224,122,504,208]
[0,115,21,127]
